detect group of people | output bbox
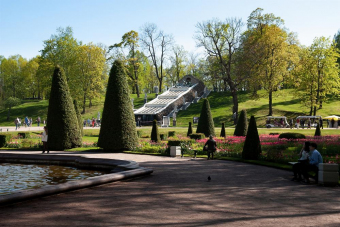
[292,142,323,183]
[14,116,44,130]
[83,118,99,128]
[292,118,319,129]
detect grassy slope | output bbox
[0,93,157,126]
[176,89,340,127]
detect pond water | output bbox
[0,163,107,195]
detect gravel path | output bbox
[0,151,339,226]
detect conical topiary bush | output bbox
[314,123,321,136]
[187,122,193,137]
[151,119,161,142]
[196,98,215,137]
[47,66,82,150]
[98,60,138,151]
[220,122,226,137]
[73,99,83,137]
[234,109,247,136]
[242,116,261,160]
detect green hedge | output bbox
[168,131,176,137]
[18,132,31,139]
[160,134,167,140]
[278,133,306,139]
[136,131,142,138]
[167,140,182,147]
[189,133,205,140]
[0,134,12,147]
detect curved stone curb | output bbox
[0,153,153,205]
[0,167,153,205]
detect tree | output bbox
[220,122,226,137]
[195,18,244,124]
[234,110,248,136]
[314,123,321,137]
[187,122,193,137]
[98,60,138,151]
[47,66,82,150]
[151,119,161,142]
[4,97,21,121]
[242,116,261,160]
[170,45,187,82]
[196,98,215,137]
[140,23,173,93]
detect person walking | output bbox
[14,118,19,130]
[41,126,49,154]
[30,118,33,127]
[290,119,293,129]
[296,118,300,129]
[37,116,41,127]
[24,116,29,127]
[204,135,217,160]
[92,117,95,127]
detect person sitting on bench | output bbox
[302,143,323,184]
[204,135,217,160]
[292,141,311,181]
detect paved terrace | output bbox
[0,151,339,226]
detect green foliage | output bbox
[196,98,215,137]
[47,66,82,150]
[187,122,193,136]
[167,140,182,147]
[4,97,21,109]
[278,133,306,139]
[234,110,247,136]
[314,123,321,137]
[0,134,12,147]
[220,122,226,137]
[189,133,205,140]
[160,133,167,140]
[242,116,262,160]
[168,131,176,137]
[136,130,142,138]
[73,99,83,138]
[18,132,30,139]
[98,60,138,151]
[151,120,161,142]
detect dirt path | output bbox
[0,151,339,226]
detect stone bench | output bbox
[318,163,339,185]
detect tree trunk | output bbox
[6,106,11,121]
[135,82,140,98]
[231,89,238,125]
[159,79,162,94]
[268,90,273,116]
[82,93,86,114]
[89,99,92,108]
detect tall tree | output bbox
[170,45,187,82]
[195,18,244,124]
[140,23,173,93]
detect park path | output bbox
[0,151,339,226]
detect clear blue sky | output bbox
[1,0,339,60]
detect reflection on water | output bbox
[0,163,107,195]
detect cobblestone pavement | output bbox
[0,151,339,226]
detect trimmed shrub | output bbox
[168,131,176,137]
[278,133,306,139]
[73,100,83,138]
[167,140,182,147]
[0,134,12,147]
[18,132,30,139]
[314,123,321,136]
[187,122,193,137]
[220,122,226,137]
[234,109,247,136]
[189,133,205,140]
[98,60,138,151]
[160,134,167,140]
[151,120,161,142]
[136,131,142,138]
[242,116,261,160]
[196,98,215,137]
[47,66,82,150]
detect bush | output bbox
[47,66,82,150]
[98,60,138,151]
[278,133,306,139]
[73,99,83,138]
[220,122,226,137]
[314,123,321,136]
[167,140,182,147]
[151,120,161,142]
[187,122,193,137]
[0,134,12,147]
[189,133,205,140]
[136,131,142,138]
[234,109,247,136]
[242,116,261,160]
[168,131,176,137]
[160,133,167,140]
[18,132,31,139]
[196,98,215,137]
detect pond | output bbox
[0,163,107,195]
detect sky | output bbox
[1,0,340,60]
